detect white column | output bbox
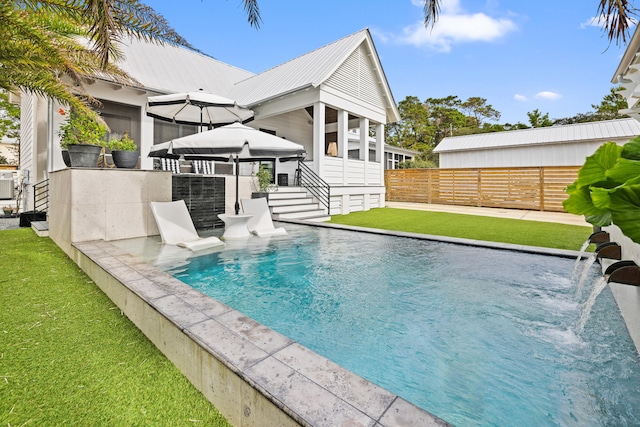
[313,101,325,175]
[338,109,348,185]
[376,123,385,185]
[140,112,155,170]
[360,118,369,186]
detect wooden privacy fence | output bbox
[384,166,580,212]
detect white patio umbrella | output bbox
[149,122,306,214]
[146,91,254,129]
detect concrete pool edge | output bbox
[70,239,452,427]
[281,219,586,259]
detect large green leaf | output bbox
[621,135,640,161]
[606,158,640,185]
[608,183,640,244]
[562,185,610,225]
[590,187,611,209]
[577,142,623,187]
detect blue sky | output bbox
[144,0,632,125]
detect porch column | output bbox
[376,123,384,185]
[338,109,348,185]
[360,118,369,185]
[313,101,325,175]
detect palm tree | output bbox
[422,0,636,44]
[0,1,261,118]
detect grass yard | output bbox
[329,207,593,251]
[0,228,231,426]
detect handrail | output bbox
[33,178,49,221]
[297,160,330,213]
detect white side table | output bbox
[218,214,253,239]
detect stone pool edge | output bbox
[70,239,451,427]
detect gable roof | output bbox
[109,30,399,122]
[434,118,640,153]
[113,39,254,95]
[229,29,400,122]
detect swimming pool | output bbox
[164,224,640,426]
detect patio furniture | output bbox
[240,197,287,237]
[150,200,224,251]
[217,213,253,239]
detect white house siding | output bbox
[19,94,35,178]
[347,160,365,185]
[250,110,313,154]
[438,140,626,168]
[325,45,385,108]
[367,162,382,185]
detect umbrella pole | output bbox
[234,155,240,215]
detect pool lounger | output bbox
[240,197,287,237]
[150,200,225,251]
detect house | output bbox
[433,118,640,169]
[18,29,400,216]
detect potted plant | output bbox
[58,108,107,168]
[2,205,14,216]
[107,131,139,168]
[252,165,274,199]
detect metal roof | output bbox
[433,118,640,153]
[115,39,254,95]
[108,30,399,122]
[229,29,398,116]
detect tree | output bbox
[527,109,553,128]
[424,96,467,142]
[0,92,20,142]
[460,97,501,127]
[553,87,629,125]
[0,1,260,119]
[421,0,636,44]
[385,96,434,151]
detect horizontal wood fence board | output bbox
[385,166,579,212]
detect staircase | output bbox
[267,187,330,222]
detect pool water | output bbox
[167,224,640,426]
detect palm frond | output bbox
[423,0,441,29]
[597,0,637,45]
[242,0,262,29]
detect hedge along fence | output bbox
[384,166,580,212]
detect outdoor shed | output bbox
[433,118,640,168]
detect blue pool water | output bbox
[167,224,640,426]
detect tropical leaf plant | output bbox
[564,136,640,243]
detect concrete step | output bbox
[270,186,306,193]
[271,203,320,214]
[268,192,309,201]
[274,209,329,220]
[31,221,49,237]
[268,197,314,207]
[303,215,331,222]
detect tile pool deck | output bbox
[72,234,453,427]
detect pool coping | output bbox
[280,219,586,259]
[71,238,452,427]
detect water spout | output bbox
[576,276,609,335]
[588,230,610,244]
[605,260,640,286]
[595,242,622,260]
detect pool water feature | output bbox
[165,224,640,426]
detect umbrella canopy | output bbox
[146,91,254,127]
[148,122,306,160]
[149,122,307,214]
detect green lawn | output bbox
[329,207,593,251]
[0,228,231,426]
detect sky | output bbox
[143,0,633,125]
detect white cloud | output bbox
[393,1,517,52]
[534,91,562,100]
[513,94,527,102]
[580,16,603,29]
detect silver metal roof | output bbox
[434,118,640,153]
[229,29,371,106]
[115,39,254,95]
[109,30,399,122]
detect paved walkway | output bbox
[385,201,591,227]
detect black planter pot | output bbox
[61,150,71,167]
[67,144,102,168]
[111,150,139,168]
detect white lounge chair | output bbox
[149,200,224,251]
[240,197,287,237]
